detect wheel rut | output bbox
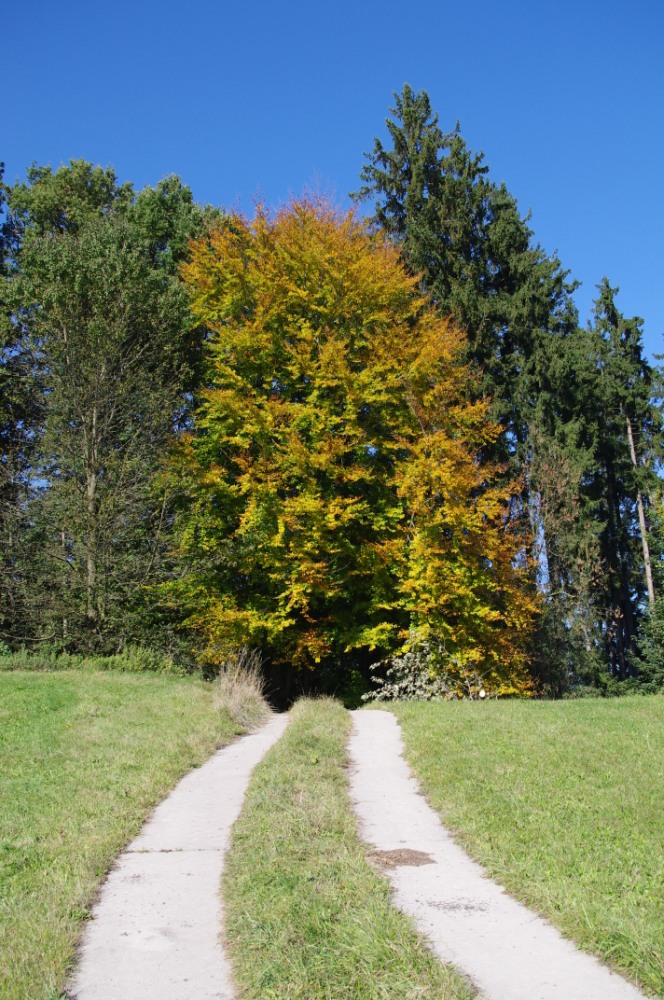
[70,713,288,1000]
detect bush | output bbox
[363,636,487,702]
[636,597,664,693]
[0,644,186,675]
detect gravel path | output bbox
[348,709,647,1000]
[70,713,289,1000]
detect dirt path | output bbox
[348,709,647,1000]
[70,713,289,1000]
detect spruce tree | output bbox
[585,280,660,678]
[355,86,589,691]
[354,85,577,460]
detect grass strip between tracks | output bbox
[223,697,474,999]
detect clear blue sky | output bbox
[6,0,663,358]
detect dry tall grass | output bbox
[214,647,271,731]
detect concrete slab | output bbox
[348,710,647,1000]
[70,713,289,1000]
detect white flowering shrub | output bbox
[363,637,455,702]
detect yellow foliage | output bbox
[174,198,539,695]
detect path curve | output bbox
[70,713,289,1000]
[348,709,646,1000]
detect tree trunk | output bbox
[86,404,98,624]
[625,415,655,608]
[605,469,629,678]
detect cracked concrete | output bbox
[348,709,647,1000]
[69,713,289,1000]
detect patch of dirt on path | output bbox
[368,848,435,868]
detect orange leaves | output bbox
[175,198,538,693]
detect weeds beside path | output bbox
[223,697,474,999]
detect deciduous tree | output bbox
[172,199,539,696]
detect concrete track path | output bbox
[70,706,649,1000]
[348,709,647,1000]
[70,713,289,1000]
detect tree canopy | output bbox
[0,161,208,652]
[170,198,538,696]
[354,85,663,693]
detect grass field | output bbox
[390,696,664,997]
[0,670,250,1000]
[223,698,474,999]
[5,672,661,999]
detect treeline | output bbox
[1,86,662,699]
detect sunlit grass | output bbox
[390,697,664,997]
[0,670,245,1000]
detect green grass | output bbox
[223,698,474,999]
[0,670,247,1000]
[389,697,664,997]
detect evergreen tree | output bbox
[354,87,664,692]
[530,281,661,688]
[1,162,208,652]
[525,321,609,690]
[354,86,595,691]
[354,85,577,460]
[636,492,664,689]
[635,596,664,691]
[585,280,660,678]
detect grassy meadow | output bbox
[3,663,662,1000]
[0,669,256,1000]
[223,698,474,999]
[390,696,664,997]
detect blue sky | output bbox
[6,0,663,358]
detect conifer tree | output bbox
[354,85,577,459]
[1,162,208,652]
[529,281,661,687]
[585,280,660,678]
[355,86,590,690]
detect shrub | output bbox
[363,636,488,702]
[0,644,186,675]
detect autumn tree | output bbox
[172,199,539,698]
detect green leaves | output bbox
[0,162,207,654]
